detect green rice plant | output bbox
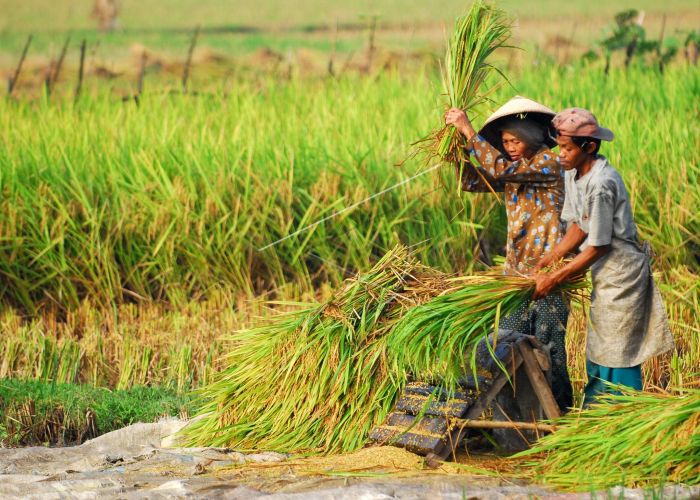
[35,335,58,381]
[174,344,194,392]
[183,246,588,454]
[0,74,496,311]
[116,339,159,389]
[184,245,427,453]
[0,298,233,391]
[85,330,108,387]
[55,339,82,384]
[0,339,21,378]
[0,64,695,318]
[200,342,219,386]
[386,273,587,388]
[0,60,696,395]
[2,332,82,384]
[138,346,154,386]
[517,387,700,490]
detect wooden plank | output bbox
[368,425,444,455]
[451,418,555,433]
[532,348,551,371]
[395,393,472,418]
[74,39,86,103]
[386,412,448,435]
[7,34,32,97]
[404,381,472,401]
[517,343,561,420]
[524,334,552,371]
[182,25,201,93]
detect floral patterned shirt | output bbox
[460,135,566,276]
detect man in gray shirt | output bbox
[532,108,674,405]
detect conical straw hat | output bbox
[478,96,557,150]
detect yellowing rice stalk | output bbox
[183,245,588,454]
[0,297,250,390]
[516,387,700,490]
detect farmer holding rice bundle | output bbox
[532,108,675,405]
[445,97,573,411]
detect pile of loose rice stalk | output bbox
[183,245,587,454]
[516,387,700,490]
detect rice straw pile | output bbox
[418,1,511,173]
[517,388,700,490]
[183,246,587,454]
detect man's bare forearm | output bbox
[534,223,587,271]
[548,244,610,284]
[532,242,611,299]
[551,223,587,260]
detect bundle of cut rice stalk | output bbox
[417,1,511,183]
[387,274,542,387]
[183,246,587,454]
[184,246,435,453]
[517,388,700,490]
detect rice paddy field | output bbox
[0,0,698,494]
[2,59,698,390]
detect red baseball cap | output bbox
[552,107,614,141]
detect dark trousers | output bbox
[499,293,573,411]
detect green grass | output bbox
[0,60,697,394]
[0,378,192,445]
[0,18,696,395]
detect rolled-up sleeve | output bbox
[457,161,504,192]
[585,188,615,246]
[561,187,575,223]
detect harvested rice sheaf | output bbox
[417,0,511,191]
[517,388,700,490]
[183,246,587,454]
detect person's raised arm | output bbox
[445,108,504,192]
[445,107,476,139]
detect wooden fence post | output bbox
[47,35,71,98]
[74,39,87,103]
[182,25,201,93]
[7,34,33,97]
